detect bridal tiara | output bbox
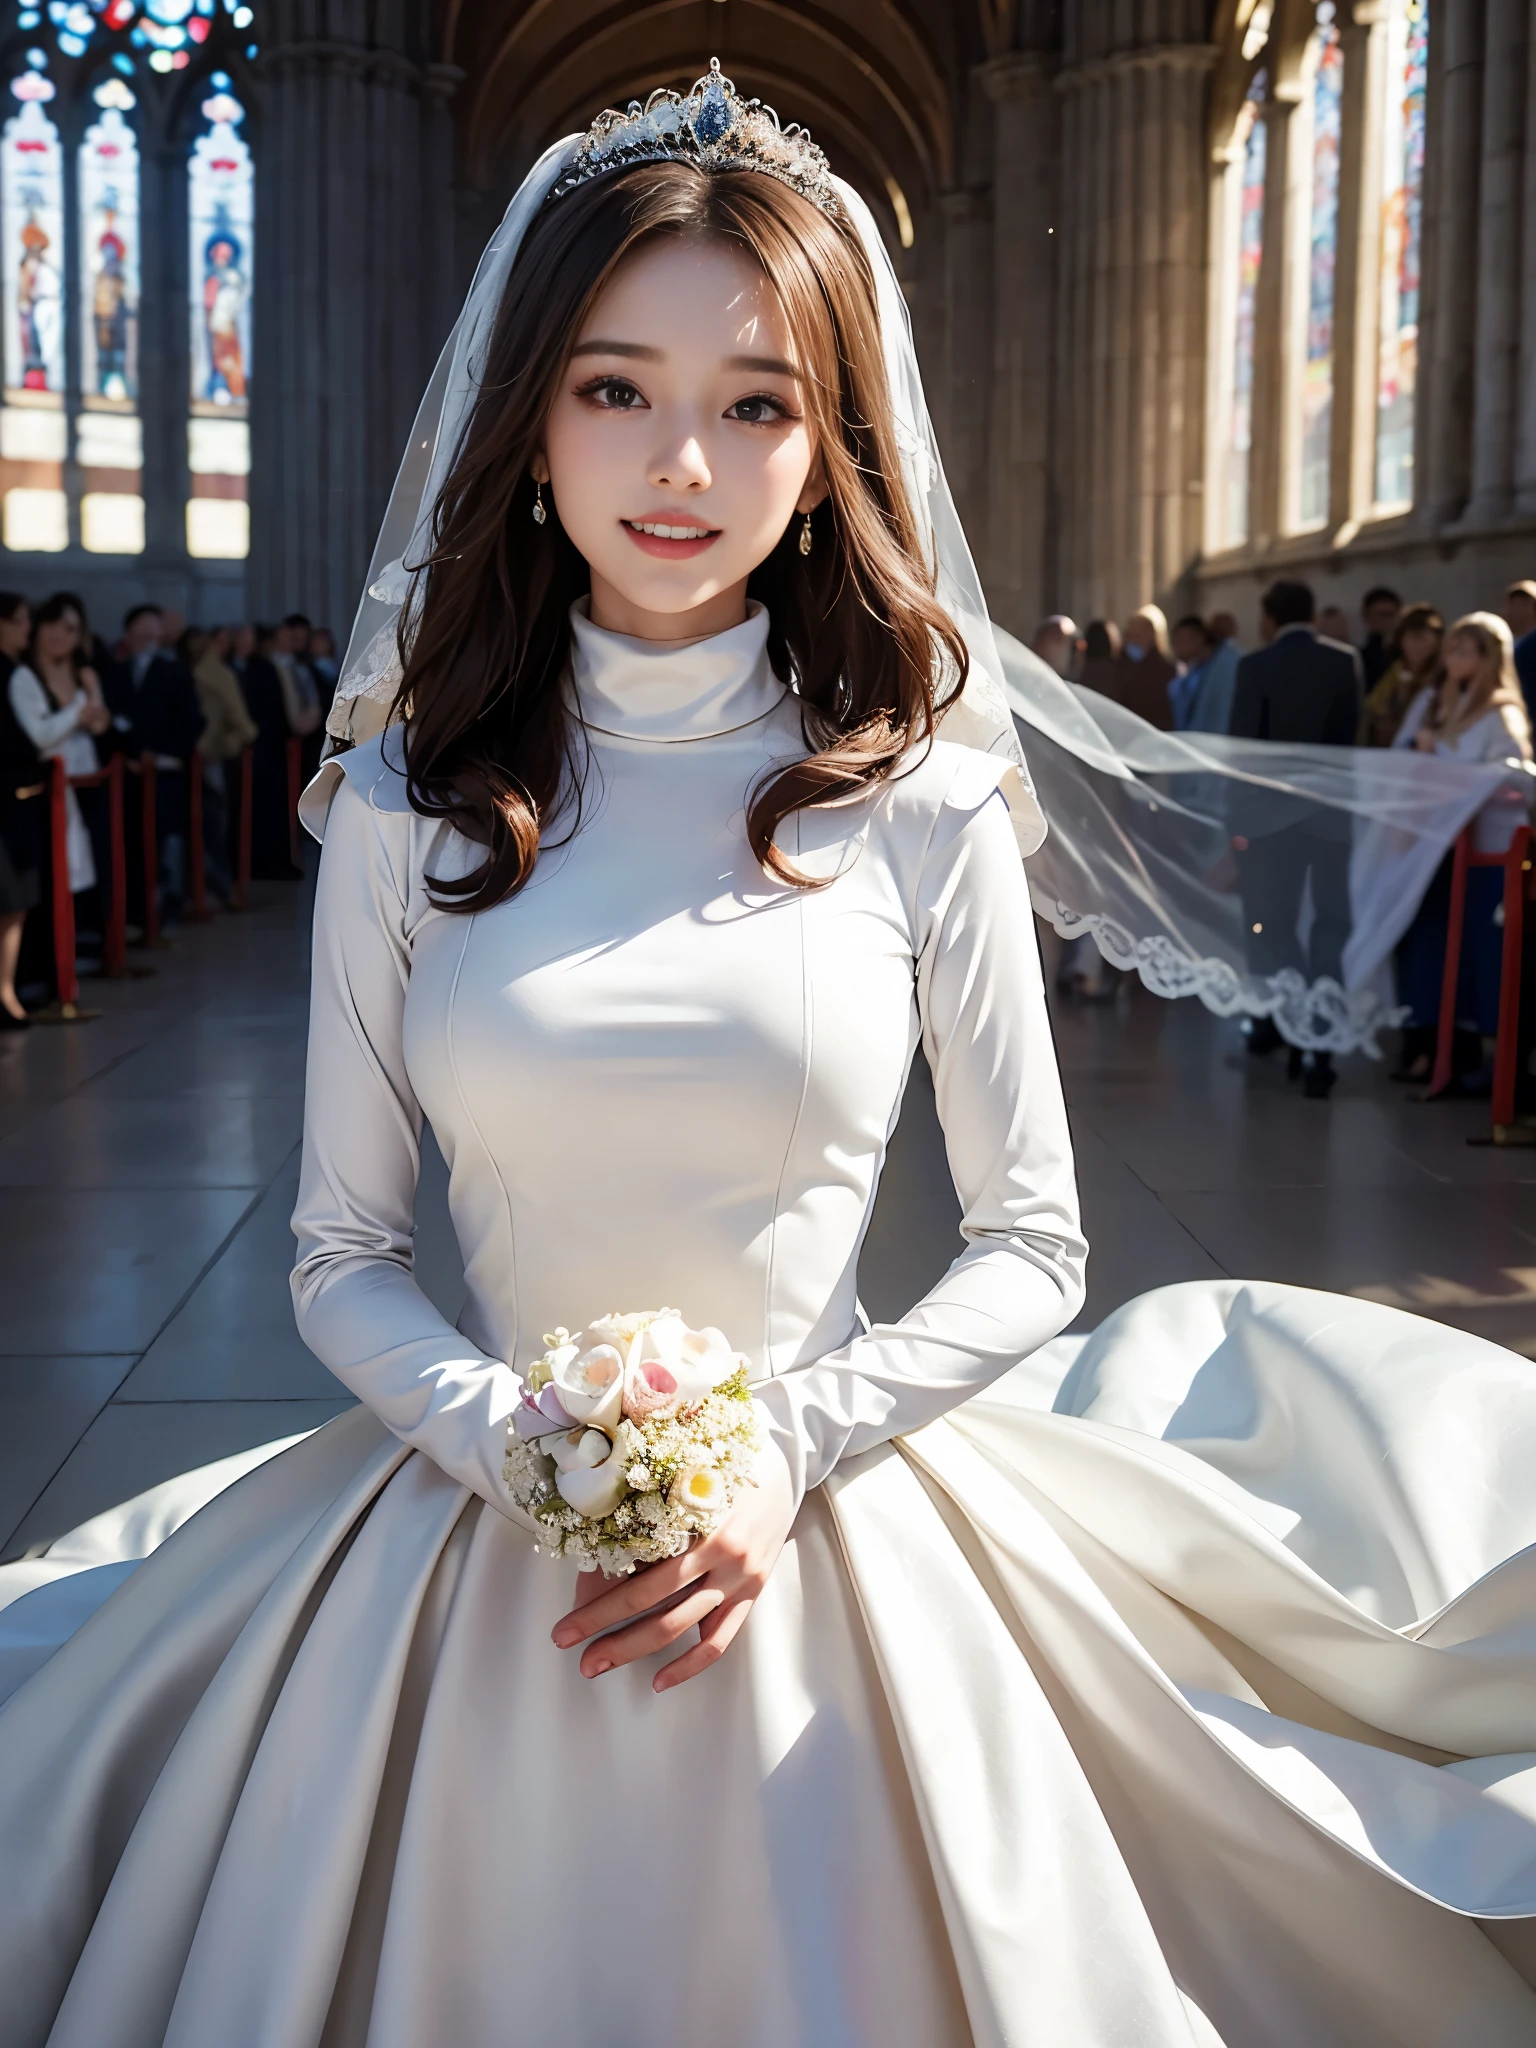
[546,59,844,221]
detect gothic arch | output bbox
[443,0,957,252]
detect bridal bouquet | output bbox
[503,1310,763,1574]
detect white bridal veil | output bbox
[327,113,1531,1059]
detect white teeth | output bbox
[630,520,712,539]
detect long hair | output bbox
[396,161,967,913]
[1388,601,1443,684]
[28,592,89,683]
[1431,612,1533,754]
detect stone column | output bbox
[1465,0,1527,524]
[936,188,993,564]
[979,52,1057,640]
[1421,0,1485,527]
[249,18,439,633]
[1514,5,1536,512]
[1054,43,1214,625]
[1329,3,1388,535]
[1246,85,1300,554]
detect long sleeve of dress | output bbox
[290,772,522,1513]
[753,782,1087,1507]
[9,667,85,754]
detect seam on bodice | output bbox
[443,913,521,1370]
[761,815,813,1381]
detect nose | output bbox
[649,431,711,495]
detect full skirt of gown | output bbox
[4,1278,1536,2047]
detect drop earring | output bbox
[798,509,813,557]
[532,480,547,526]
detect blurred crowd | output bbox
[0,590,341,1028]
[1033,579,1536,1100]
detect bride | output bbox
[5,65,1536,2048]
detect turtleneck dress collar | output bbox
[567,597,786,744]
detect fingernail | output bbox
[586,1659,610,1678]
[552,1627,578,1648]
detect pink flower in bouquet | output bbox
[622,1356,683,1424]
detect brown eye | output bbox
[580,377,647,410]
[727,394,791,426]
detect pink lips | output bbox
[622,519,721,560]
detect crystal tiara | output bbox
[546,59,843,220]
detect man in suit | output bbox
[1228,580,1363,1098]
[104,604,204,929]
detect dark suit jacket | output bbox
[1229,628,1362,747]
[103,652,204,762]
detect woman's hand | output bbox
[551,1437,796,1693]
[1414,728,1437,753]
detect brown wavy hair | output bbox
[395,160,966,912]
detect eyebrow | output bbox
[570,340,800,378]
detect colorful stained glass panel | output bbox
[1226,83,1267,548]
[187,78,251,557]
[1375,0,1427,508]
[2,73,63,399]
[1299,22,1342,527]
[79,97,139,403]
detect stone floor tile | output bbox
[0,1186,256,1353]
[2,1397,355,1561]
[0,1357,131,1551]
[0,1095,301,1189]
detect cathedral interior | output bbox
[0,1,1514,661]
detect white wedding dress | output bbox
[4,603,1536,2048]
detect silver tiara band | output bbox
[546,59,844,222]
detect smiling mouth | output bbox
[621,518,721,559]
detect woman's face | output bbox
[539,235,823,642]
[1442,632,1481,685]
[0,605,29,659]
[1400,624,1439,673]
[37,609,80,665]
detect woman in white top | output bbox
[1392,611,1535,1070]
[7,593,111,895]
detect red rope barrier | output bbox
[1427,830,1472,1097]
[105,753,126,975]
[1425,823,1534,1136]
[137,750,159,946]
[1491,826,1532,1134]
[47,756,78,1009]
[186,757,210,921]
[234,745,252,909]
[66,757,127,977]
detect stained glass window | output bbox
[1298,14,1342,528]
[0,58,65,549]
[78,76,143,552]
[1225,75,1267,549]
[1375,0,1427,509]
[36,0,258,74]
[186,71,250,558]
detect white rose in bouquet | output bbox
[504,1310,762,1573]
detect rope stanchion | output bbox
[135,749,165,948]
[105,752,127,975]
[233,744,252,909]
[66,757,127,977]
[186,756,210,921]
[286,736,302,872]
[1488,826,1531,1136]
[1425,822,1535,1140]
[29,757,99,1023]
[48,756,76,1009]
